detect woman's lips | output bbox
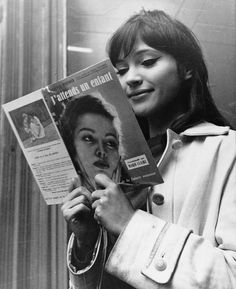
[128,88,154,99]
[93,160,109,169]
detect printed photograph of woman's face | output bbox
[61,93,124,188]
[73,112,120,180]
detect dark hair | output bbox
[60,95,114,170]
[107,9,230,134]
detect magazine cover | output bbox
[2,59,163,205]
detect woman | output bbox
[62,10,236,289]
[29,114,45,140]
[22,113,31,135]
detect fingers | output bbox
[93,207,101,225]
[68,176,81,193]
[92,172,121,204]
[92,175,119,226]
[68,203,92,224]
[64,184,92,204]
[91,176,134,235]
[62,196,90,222]
[63,193,91,211]
[61,183,93,223]
[91,190,106,223]
[94,173,114,189]
[91,189,104,202]
[63,174,125,230]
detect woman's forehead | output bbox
[116,39,161,63]
[76,113,116,133]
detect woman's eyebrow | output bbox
[135,48,154,55]
[77,129,117,140]
[134,49,161,58]
[105,132,118,139]
[116,49,158,63]
[77,128,95,133]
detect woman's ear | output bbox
[184,69,192,80]
[178,64,192,80]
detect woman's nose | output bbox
[125,67,142,88]
[95,144,107,159]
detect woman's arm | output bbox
[105,148,236,289]
[61,177,102,288]
[67,229,106,289]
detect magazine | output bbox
[2,59,163,205]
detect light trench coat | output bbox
[67,122,236,289]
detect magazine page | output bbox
[2,90,78,205]
[3,59,163,205]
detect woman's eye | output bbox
[142,58,158,67]
[106,140,118,150]
[116,67,128,76]
[82,135,94,143]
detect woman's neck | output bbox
[148,86,190,138]
[148,119,170,138]
[148,112,175,137]
[147,105,186,138]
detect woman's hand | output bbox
[61,177,99,253]
[92,173,135,236]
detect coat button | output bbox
[152,193,164,205]
[172,139,183,150]
[155,258,167,271]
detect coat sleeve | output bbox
[67,229,107,289]
[105,141,236,289]
[105,210,191,288]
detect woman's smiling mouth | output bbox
[128,88,154,99]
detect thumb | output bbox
[69,176,82,193]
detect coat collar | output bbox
[180,122,230,137]
[157,122,230,169]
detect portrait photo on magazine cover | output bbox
[58,91,128,191]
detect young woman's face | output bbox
[74,113,120,180]
[115,39,184,118]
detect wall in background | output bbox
[67,0,236,127]
[0,1,67,289]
